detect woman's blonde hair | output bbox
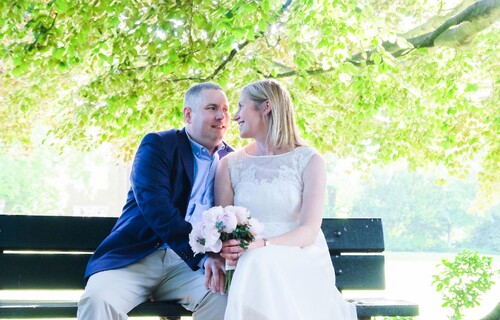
[241,79,304,150]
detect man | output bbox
[78,82,232,319]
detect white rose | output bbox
[248,217,264,236]
[200,221,222,252]
[230,206,251,225]
[189,223,206,254]
[202,206,224,225]
[217,210,238,233]
[206,239,223,253]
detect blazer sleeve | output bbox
[130,133,195,256]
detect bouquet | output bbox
[189,205,264,292]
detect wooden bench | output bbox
[0,214,418,319]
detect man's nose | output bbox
[216,109,226,119]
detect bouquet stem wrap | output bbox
[225,260,236,293]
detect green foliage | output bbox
[0,132,111,215]
[432,250,498,320]
[219,223,255,250]
[460,209,500,253]
[0,144,61,214]
[1,0,499,202]
[349,163,482,251]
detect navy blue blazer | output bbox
[84,128,233,280]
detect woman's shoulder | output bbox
[227,143,257,158]
[294,145,320,157]
[294,146,323,170]
[226,148,246,159]
[225,148,247,170]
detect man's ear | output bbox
[262,100,271,115]
[183,107,192,123]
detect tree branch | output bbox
[271,0,499,78]
[204,0,294,81]
[116,0,295,83]
[351,0,500,62]
[204,40,250,81]
[406,0,500,48]
[84,0,500,84]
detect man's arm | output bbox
[131,133,201,266]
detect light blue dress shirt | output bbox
[184,131,222,225]
[162,131,223,269]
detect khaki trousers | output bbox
[78,249,227,320]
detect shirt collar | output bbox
[185,131,224,158]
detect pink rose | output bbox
[217,210,237,233]
[205,238,223,253]
[189,224,206,254]
[199,221,222,251]
[225,206,251,225]
[248,217,264,236]
[202,206,224,225]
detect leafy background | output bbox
[1,0,499,227]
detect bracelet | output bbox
[263,238,271,247]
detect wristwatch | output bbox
[263,238,271,247]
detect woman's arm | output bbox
[214,156,234,207]
[206,156,235,290]
[215,156,241,265]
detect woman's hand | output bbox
[221,239,245,266]
[221,238,267,266]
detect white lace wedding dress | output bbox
[224,146,357,320]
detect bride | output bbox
[215,79,357,319]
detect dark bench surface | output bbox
[0,215,419,319]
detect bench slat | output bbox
[0,254,89,289]
[0,215,116,251]
[0,215,384,252]
[0,299,419,318]
[351,298,420,317]
[0,253,384,291]
[322,218,385,253]
[333,255,385,290]
[0,300,191,318]
[0,301,78,319]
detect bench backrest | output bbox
[0,215,385,291]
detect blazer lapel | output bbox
[218,142,234,158]
[178,129,194,186]
[177,129,233,185]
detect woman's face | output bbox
[233,95,267,139]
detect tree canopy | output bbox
[1,0,499,202]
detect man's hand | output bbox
[204,253,226,293]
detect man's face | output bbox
[184,89,230,152]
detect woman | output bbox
[215,79,357,319]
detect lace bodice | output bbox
[227,146,317,238]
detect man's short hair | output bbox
[184,82,223,110]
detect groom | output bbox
[78,82,233,319]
